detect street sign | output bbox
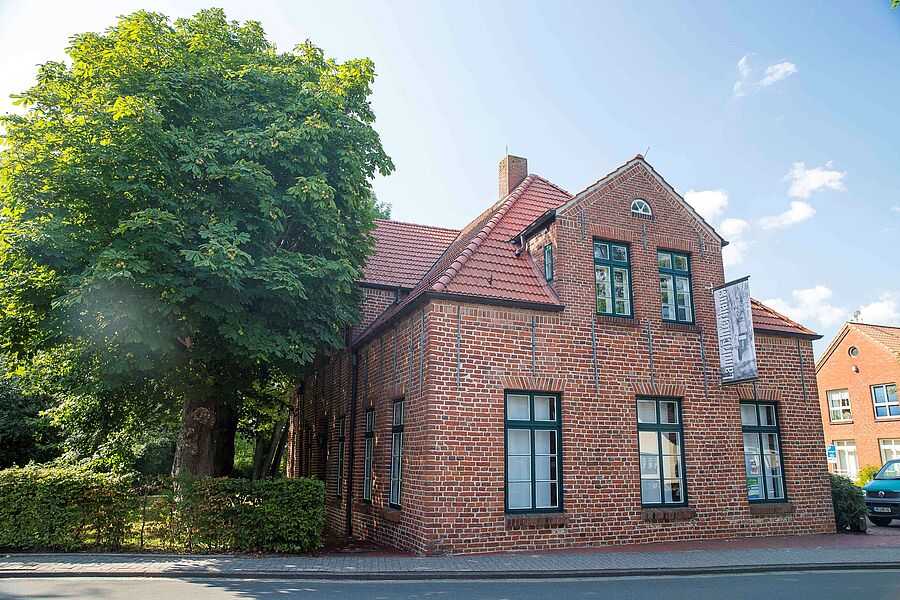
[826,444,837,464]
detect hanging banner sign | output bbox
[714,276,759,385]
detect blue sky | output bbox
[1,1,898,355]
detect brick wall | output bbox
[817,327,900,470]
[288,161,834,554]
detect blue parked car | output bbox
[863,459,900,527]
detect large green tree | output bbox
[0,9,393,476]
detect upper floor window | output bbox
[363,407,375,502]
[631,199,652,216]
[336,416,346,498]
[658,250,693,324]
[827,389,852,423]
[594,240,632,318]
[872,383,899,419]
[543,244,553,282]
[848,346,859,358]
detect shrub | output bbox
[830,473,867,532]
[0,465,324,553]
[856,465,881,487]
[0,465,134,551]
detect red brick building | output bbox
[287,154,834,554]
[816,322,900,480]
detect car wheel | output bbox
[868,516,893,527]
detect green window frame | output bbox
[543,244,554,282]
[636,397,687,507]
[872,383,900,419]
[504,391,563,514]
[593,240,632,317]
[658,250,694,324]
[741,401,787,503]
[336,416,346,498]
[389,398,404,508]
[363,407,375,502]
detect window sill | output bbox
[874,416,900,422]
[380,506,403,523]
[661,321,700,333]
[595,314,639,327]
[642,507,696,522]
[749,502,794,516]
[505,512,569,530]
[829,420,853,425]
[631,212,654,221]
[354,501,374,515]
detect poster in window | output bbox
[713,277,759,385]
[747,478,762,500]
[640,454,659,477]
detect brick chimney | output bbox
[498,155,528,199]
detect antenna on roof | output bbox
[505,144,508,156]
[644,145,651,158]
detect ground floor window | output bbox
[505,391,562,513]
[390,398,404,508]
[741,402,786,502]
[336,416,346,498]
[363,407,375,502]
[880,438,900,464]
[304,426,312,478]
[833,439,859,480]
[637,397,686,506]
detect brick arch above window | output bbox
[498,374,566,393]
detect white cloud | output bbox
[759,61,798,87]
[855,292,900,326]
[733,54,754,97]
[785,162,846,198]
[758,200,815,230]
[733,54,797,97]
[719,217,752,268]
[684,189,729,222]
[719,217,749,239]
[722,239,752,268]
[763,285,846,327]
[890,206,900,215]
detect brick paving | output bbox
[2,533,899,579]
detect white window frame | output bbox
[827,389,852,423]
[880,438,900,465]
[631,199,652,216]
[833,440,859,480]
[872,383,900,419]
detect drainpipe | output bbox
[345,349,360,538]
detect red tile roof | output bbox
[853,322,900,355]
[750,299,819,339]
[362,220,460,289]
[354,169,818,345]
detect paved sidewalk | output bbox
[2,534,900,580]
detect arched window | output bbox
[631,199,652,216]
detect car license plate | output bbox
[874,507,892,513]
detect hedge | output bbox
[0,465,324,553]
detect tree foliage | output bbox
[0,9,393,474]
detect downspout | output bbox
[345,349,360,538]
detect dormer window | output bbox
[631,199,652,216]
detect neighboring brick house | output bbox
[816,322,900,480]
[286,154,834,555]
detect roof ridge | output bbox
[529,174,573,200]
[852,322,900,332]
[431,175,537,293]
[373,218,461,233]
[849,322,900,356]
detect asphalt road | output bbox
[1,571,898,600]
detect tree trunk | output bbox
[171,393,238,477]
[268,419,290,478]
[250,432,268,482]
